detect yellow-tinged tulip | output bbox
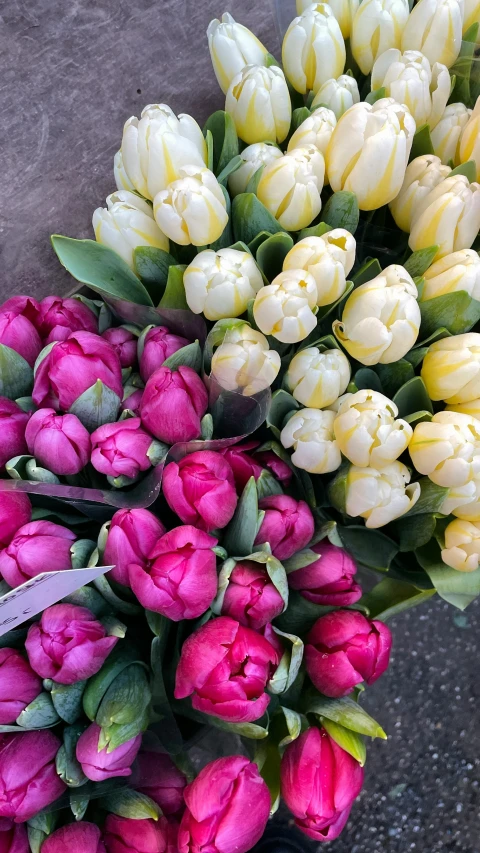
[280,408,341,473]
[326,99,416,211]
[225,65,292,145]
[287,107,337,157]
[332,265,420,364]
[253,270,318,344]
[113,151,135,192]
[340,462,420,528]
[256,146,325,231]
[389,155,452,232]
[183,248,264,321]
[211,324,280,396]
[463,0,480,31]
[420,250,480,302]
[296,0,360,38]
[153,166,228,247]
[333,389,413,467]
[446,399,480,417]
[458,97,480,183]
[421,333,480,404]
[440,479,480,517]
[283,229,356,306]
[401,0,464,68]
[441,519,480,572]
[207,12,269,95]
[227,143,283,197]
[282,5,346,95]
[409,411,480,486]
[408,174,480,257]
[371,49,450,130]
[285,346,351,408]
[350,0,410,75]
[92,191,169,270]
[311,75,360,119]
[431,104,472,166]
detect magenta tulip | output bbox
[139,326,189,383]
[0,649,42,724]
[178,756,270,853]
[0,731,66,822]
[129,525,218,621]
[25,408,91,476]
[102,327,138,368]
[76,723,141,782]
[0,520,75,587]
[1,296,40,327]
[218,442,264,493]
[0,493,31,548]
[162,451,237,532]
[121,388,143,415]
[288,542,362,607]
[0,399,29,469]
[0,823,28,853]
[104,508,166,586]
[140,366,208,444]
[32,331,123,411]
[42,823,106,853]
[0,312,42,368]
[254,449,292,487]
[281,727,364,842]
[254,495,314,561]
[90,419,157,480]
[305,610,392,698]
[133,748,187,816]
[37,296,98,344]
[174,616,280,723]
[25,604,118,685]
[220,561,284,630]
[104,815,171,853]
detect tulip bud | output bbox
[431,103,472,166]
[289,540,362,605]
[287,107,337,156]
[76,722,141,782]
[334,461,421,527]
[153,166,228,247]
[228,142,283,196]
[390,154,452,232]
[0,397,29,468]
[0,493,31,548]
[104,815,171,853]
[162,451,237,531]
[0,520,76,587]
[121,104,207,200]
[333,389,413,467]
[0,731,65,821]
[351,0,409,74]
[371,49,450,130]
[225,64,292,144]
[333,265,420,364]
[254,449,293,487]
[103,508,166,587]
[133,747,187,816]
[257,146,325,231]
[441,518,480,572]
[283,230,355,306]
[458,97,480,183]
[184,248,263,321]
[93,192,169,270]
[464,0,480,30]
[137,326,189,384]
[306,610,392,696]
[102,327,138,369]
[114,150,135,192]
[25,408,91,476]
[253,270,318,344]
[420,249,480,302]
[42,823,105,853]
[207,12,269,95]
[0,648,41,724]
[178,756,270,853]
[281,727,364,841]
[326,98,415,210]
[296,0,361,38]
[174,616,280,723]
[218,560,285,629]
[409,412,480,486]
[0,311,42,368]
[140,366,208,444]
[281,408,342,474]
[37,295,98,344]
[421,333,480,404]
[218,443,264,493]
[255,494,315,560]
[90,418,162,484]
[0,825,28,853]
[442,477,480,520]
[401,0,463,68]
[282,5,346,94]
[286,346,351,408]
[311,75,360,119]
[409,174,480,257]
[211,324,280,396]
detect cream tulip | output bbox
[253,270,318,344]
[447,399,480,417]
[409,411,480,486]
[339,462,420,528]
[441,519,480,571]
[282,5,346,94]
[296,0,360,37]
[463,0,480,31]
[458,97,480,183]
[311,75,360,119]
[281,408,341,473]
[333,389,413,468]
[121,104,207,200]
[183,248,264,321]
[92,192,169,270]
[350,0,410,75]
[409,175,480,257]
[440,479,480,517]
[225,65,292,145]
[283,230,356,306]
[420,250,480,302]
[421,333,480,404]
[333,265,420,365]
[285,346,351,408]
[326,98,416,211]
[401,0,464,68]
[227,143,283,197]
[371,50,450,130]
[389,155,452,232]
[153,166,228,247]
[287,107,337,156]
[207,12,269,95]
[431,104,472,166]
[211,324,280,396]
[256,146,325,231]
[114,151,135,192]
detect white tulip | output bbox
[333,389,413,468]
[409,411,480,487]
[228,143,283,197]
[458,97,480,183]
[351,0,410,75]
[333,265,420,365]
[440,479,480,517]
[447,399,480,418]
[283,230,355,306]
[431,103,472,165]
[256,146,325,232]
[225,65,292,145]
[114,151,135,192]
[401,0,464,68]
[389,155,452,232]
[421,333,480,404]
[207,12,269,95]
[183,248,263,321]
[285,346,351,408]
[281,408,341,473]
[296,0,360,37]
[421,250,480,302]
[253,270,318,344]
[311,75,360,119]
[282,5,346,94]
[464,0,480,31]
[441,518,480,572]
[121,104,207,200]
[211,324,280,396]
[287,107,337,156]
[153,166,228,247]
[409,174,480,257]
[92,192,169,269]
[371,49,450,130]
[342,461,420,527]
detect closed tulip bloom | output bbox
[420,250,480,301]
[311,75,360,119]
[178,756,270,853]
[228,142,283,196]
[138,326,189,384]
[0,398,29,469]
[257,145,325,232]
[283,230,355,307]
[442,475,480,520]
[184,248,263,321]
[339,461,420,527]
[0,649,41,724]
[458,98,480,182]
[390,154,452,232]
[431,103,472,165]
[253,270,318,344]
[104,508,166,587]
[351,0,409,74]
[133,748,187,816]
[333,265,420,364]
[286,347,351,408]
[42,823,105,853]
[207,12,269,95]
[211,324,280,396]
[371,49,450,130]
[219,443,264,493]
[447,398,480,418]
[421,333,480,404]
[25,409,91,476]
[326,98,415,210]
[102,327,137,369]
[121,103,207,200]
[401,0,463,67]
[464,0,480,30]
[38,295,98,344]
[289,541,362,606]
[409,175,480,257]
[441,518,480,572]
[121,385,146,415]
[303,0,361,38]
[287,107,337,156]
[306,610,392,696]
[153,166,228,247]
[409,411,480,487]
[114,150,135,192]
[140,366,208,444]
[104,815,170,853]
[225,64,292,144]
[76,723,141,782]
[255,449,293,487]
[0,520,76,587]
[0,731,66,822]
[333,389,413,467]
[255,494,315,560]
[90,418,160,482]
[283,5,345,94]
[93,192,169,269]
[281,408,342,474]
[220,561,285,630]
[0,493,31,548]
[0,296,40,325]
[163,451,237,531]
[0,824,28,853]
[0,311,42,368]
[281,727,364,842]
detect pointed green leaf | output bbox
[290,106,311,133]
[393,376,433,417]
[256,232,294,281]
[320,191,359,234]
[16,692,60,729]
[99,789,161,820]
[307,695,387,739]
[51,680,87,724]
[410,124,434,160]
[0,345,33,399]
[336,525,398,571]
[322,718,367,765]
[354,368,383,394]
[450,161,477,182]
[416,539,480,610]
[365,86,386,105]
[268,627,304,695]
[404,245,439,277]
[420,290,480,337]
[298,221,332,240]
[391,511,438,552]
[403,478,448,516]
[133,247,177,303]
[83,645,142,720]
[223,476,260,557]
[206,129,214,172]
[217,154,244,186]
[70,790,90,821]
[266,389,299,439]
[351,257,382,286]
[93,574,142,616]
[232,193,286,245]
[163,340,202,373]
[374,360,414,398]
[361,577,436,621]
[203,111,239,176]
[69,380,121,432]
[158,264,188,311]
[56,724,88,787]
[96,664,151,729]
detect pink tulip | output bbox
[0,494,31,548]
[90,419,157,480]
[25,604,118,685]
[254,449,292,487]
[37,296,98,344]
[0,399,30,469]
[103,815,171,853]
[1,296,40,327]
[254,495,314,561]
[0,312,42,368]
[0,731,66,822]
[102,327,138,368]
[0,520,75,587]
[174,616,280,723]
[178,756,270,853]
[288,542,362,606]
[133,748,187,817]
[220,561,284,630]
[140,366,208,444]
[162,451,237,532]
[104,508,166,586]
[42,823,106,853]
[0,649,42,724]
[32,331,123,411]
[0,823,28,853]
[121,388,143,415]
[76,723,141,782]
[129,525,218,621]
[281,727,364,842]
[218,442,264,493]
[305,610,392,698]
[139,326,189,383]
[25,408,91,476]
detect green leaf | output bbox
[70,790,90,821]
[70,538,96,570]
[163,340,202,373]
[365,86,386,105]
[416,537,480,609]
[99,788,161,820]
[173,697,269,739]
[391,512,438,552]
[290,107,311,133]
[403,409,432,427]
[256,232,294,281]
[410,124,434,160]
[158,264,189,311]
[404,245,439,277]
[298,222,332,241]
[420,290,480,337]
[321,718,367,765]
[351,257,382,286]
[83,645,142,721]
[209,184,233,252]
[404,478,448,516]
[393,376,433,418]
[217,154,244,186]
[96,664,151,731]
[133,247,177,303]
[93,574,141,616]
[16,693,60,729]
[245,165,265,195]
[354,368,383,394]
[232,193,286,245]
[361,577,436,621]
[50,680,87,724]
[449,22,479,104]
[150,637,184,754]
[203,111,239,176]
[206,129,214,172]
[0,345,33,399]
[336,525,398,571]
[267,627,303,694]
[450,161,477,182]
[223,476,260,557]
[375,360,414,398]
[266,389,299,439]
[274,588,334,636]
[69,380,121,432]
[55,724,88,787]
[307,695,387,739]
[320,191,359,234]
[414,327,451,348]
